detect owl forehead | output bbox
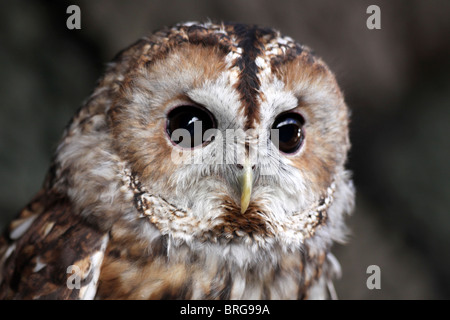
[137,21,312,130]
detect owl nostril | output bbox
[235,164,256,170]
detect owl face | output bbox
[0,21,355,300]
[102,22,352,251]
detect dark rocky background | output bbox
[1,0,449,299]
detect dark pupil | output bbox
[272,113,304,153]
[167,106,215,148]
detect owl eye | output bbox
[166,105,216,148]
[271,112,305,154]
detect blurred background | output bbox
[0,0,449,299]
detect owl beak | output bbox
[240,160,253,214]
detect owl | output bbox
[0,21,354,300]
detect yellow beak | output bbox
[240,160,253,214]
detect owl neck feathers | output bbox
[122,166,336,248]
[96,166,340,299]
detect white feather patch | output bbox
[79,234,109,300]
[9,214,38,240]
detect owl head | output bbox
[49,21,354,266]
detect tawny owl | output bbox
[0,21,354,300]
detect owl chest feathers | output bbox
[96,218,331,300]
[92,168,336,300]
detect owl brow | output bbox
[224,113,240,131]
[231,24,274,130]
[140,23,305,132]
[269,43,308,72]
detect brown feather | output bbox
[0,191,107,299]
